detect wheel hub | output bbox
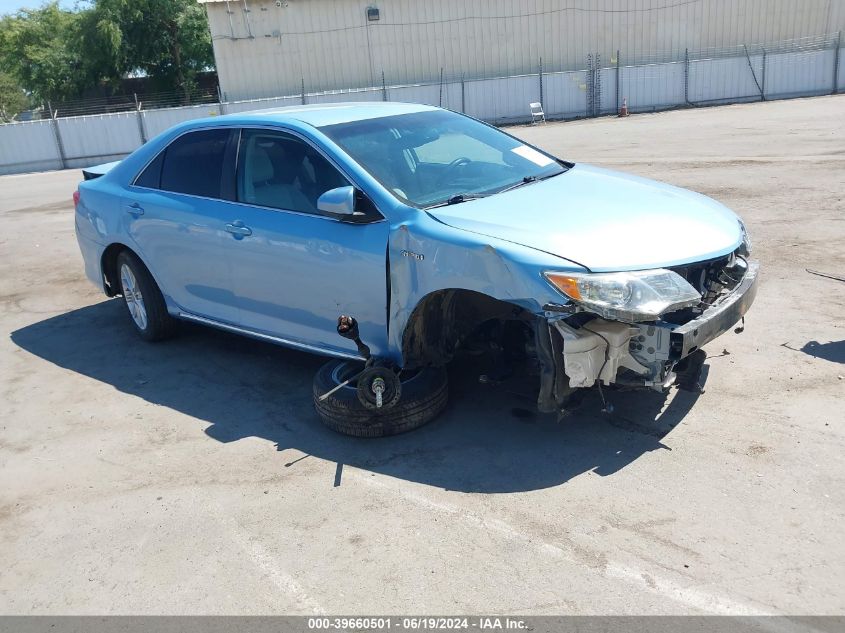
[356,366,401,410]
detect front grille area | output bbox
[670,252,735,297]
[662,250,747,325]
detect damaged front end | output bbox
[536,253,759,413]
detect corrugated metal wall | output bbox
[203,0,845,100]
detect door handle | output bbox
[125,202,144,216]
[225,221,252,238]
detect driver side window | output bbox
[237,129,350,214]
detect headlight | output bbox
[738,220,752,257]
[544,268,702,322]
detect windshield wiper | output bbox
[497,175,537,194]
[425,193,489,209]
[425,169,567,209]
[496,170,565,195]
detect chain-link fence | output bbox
[1,31,842,175]
[17,87,220,121]
[15,31,842,121]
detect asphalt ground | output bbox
[1,95,843,615]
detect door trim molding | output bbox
[177,312,363,361]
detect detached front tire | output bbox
[313,360,448,437]
[116,250,177,342]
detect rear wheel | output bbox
[313,360,448,437]
[116,250,177,342]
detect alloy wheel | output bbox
[119,263,148,330]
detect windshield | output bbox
[319,109,566,208]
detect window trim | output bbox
[129,123,385,224]
[220,128,241,201]
[131,126,235,199]
[131,126,224,189]
[133,150,165,189]
[159,128,234,199]
[233,125,384,222]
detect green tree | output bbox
[0,0,214,105]
[82,0,214,102]
[0,71,29,121]
[0,3,88,104]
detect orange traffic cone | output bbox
[619,97,629,117]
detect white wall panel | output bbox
[621,62,686,112]
[308,88,384,104]
[142,104,224,139]
[0,120,62,175]
[465,75,541,123]
[688,56,762,103]
[224,95,303,114]
[598,68,618,115]
[544,71,588,119]
[764,50,836,98]
[839,49,845,93]
[442,82,464,113]
[57,113,140,165]
[388,84,442,108]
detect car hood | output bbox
[426,163,742,272]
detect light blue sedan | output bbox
[74,102,758,436]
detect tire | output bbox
[115,250,177,342]
[313,360,448,437]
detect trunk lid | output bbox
[81,160,121,181]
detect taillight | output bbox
[73,190,80,209]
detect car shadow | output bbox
[10,301,705,493]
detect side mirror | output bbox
[317,186,356,216]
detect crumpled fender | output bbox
[386,212,586,366]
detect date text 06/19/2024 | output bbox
[306,617,528,630]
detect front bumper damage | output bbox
[668,259,759,360]
[537,259,759,411]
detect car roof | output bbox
[220,101,438,128]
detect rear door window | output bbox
[134,152,164,189]
[158,129,232,199]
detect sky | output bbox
[0,0,86,15]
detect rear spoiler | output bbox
[82,160,121,181]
